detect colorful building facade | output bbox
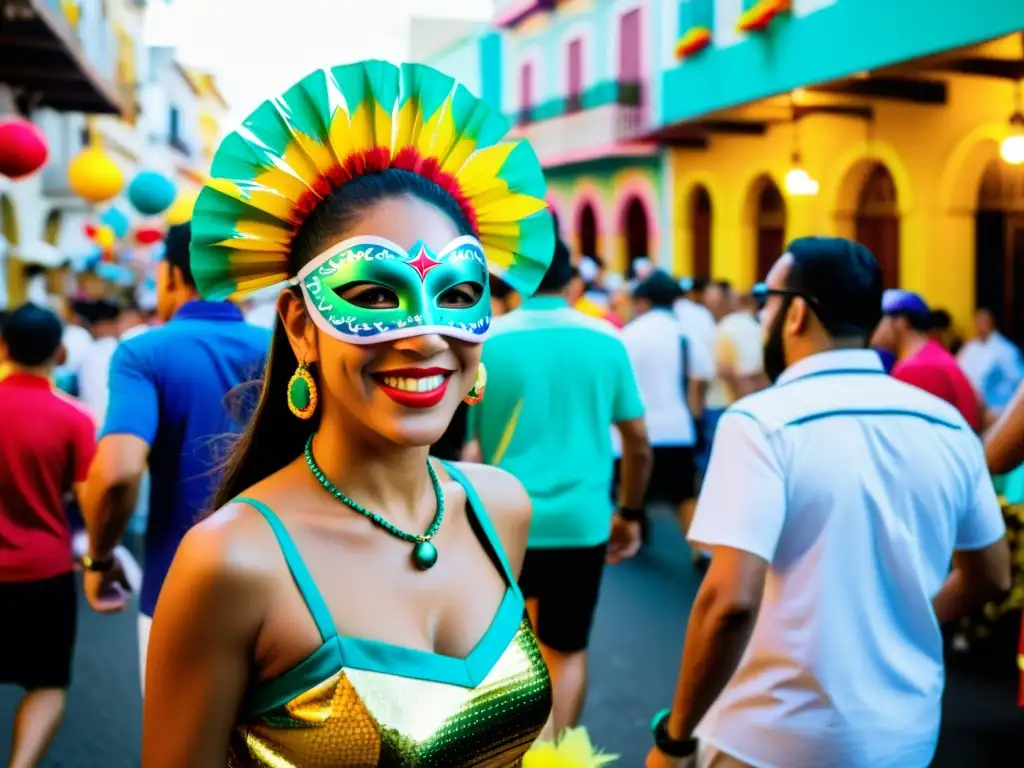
[429,0,1024,338]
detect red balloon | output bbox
[135,227,164,245]
[0,118,49,179]
[84,223,98,239]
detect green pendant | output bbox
[412,540,438,570]
[289,376,311,410]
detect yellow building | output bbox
[657,5,1024,343]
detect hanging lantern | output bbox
[165,190,198,226]
[135,227,164,245]
[100,206,130,239]
[0,118,49,180]
[128,170,177,216]
[68,147,124,204]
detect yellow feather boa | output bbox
[524,727,618,767]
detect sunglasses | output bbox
[752,283,822,312]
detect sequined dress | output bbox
[227,463,553,767]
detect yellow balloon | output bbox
[68,147,124,204]
[94,225,116,250]
[165,191,198,226]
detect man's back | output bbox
[469,296,642,549]
[690,351,1004,767]
[102,302,270,614]
[892,339,980,430]
[0,373,96,581]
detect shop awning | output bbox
[0,0,121,115]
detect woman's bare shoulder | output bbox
[174,498,286,594]
[445,462,532,575]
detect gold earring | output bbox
[287,361,318,419]
[464,362,487,405]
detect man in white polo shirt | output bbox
[647,237,1011,768]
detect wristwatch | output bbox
[81,553,115,573]
[617,505,645,523]
[650,708,698,758]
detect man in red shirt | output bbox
[0,304,98,768]
[871,290,981,430]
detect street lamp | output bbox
[785,152,819,196]
[1000,112,1024,166]
[1000,81,1024,166]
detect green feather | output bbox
[495,141,547,199]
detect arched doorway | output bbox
[855,163,900,289]
[689,185,712,279]
[754,177,786,281]
[976,159,1024,346]
[624,196,649,277]
[578,202,598,259]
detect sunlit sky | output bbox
[146,0,492,125]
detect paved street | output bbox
[1,508,1022,766]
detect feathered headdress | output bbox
[190,60,553,302]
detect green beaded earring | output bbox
[287,361,318,419]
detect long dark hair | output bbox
[211,169,474,508]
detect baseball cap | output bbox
[881,289,929,317]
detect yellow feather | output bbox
[394,98,420,150]
[288,132,337,178]
[473,194,548,222]
[347,102,374,153]
[456,143,518,194]
[326,108,355,164]
[373,103,393,150]
[441,136,477,175]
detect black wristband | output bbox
[650,708,698,757]
[617,506,645,522]
[81,554,115,573]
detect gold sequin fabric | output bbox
[228,619,552,768]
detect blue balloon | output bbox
[128,170,177,216]
[100,207,130,239]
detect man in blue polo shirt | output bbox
[82,223,270,693]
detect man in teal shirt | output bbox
[467,239,652,732]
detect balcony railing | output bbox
[508,80,650,167]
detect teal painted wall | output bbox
[480,32,503,110]
[662,0,1024,124]
[426,29,504,113]
[427,31,484,98]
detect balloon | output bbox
[94,225,116,250]
[165,191,197,226]
[68,147,124,204]
[100,207,130,239]
[0,118,49,179]
[128,170,177,216]
[134,227,164,245]
[83,223,97,239]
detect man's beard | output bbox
[762,298,791,384]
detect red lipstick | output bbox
[371,367,453,409]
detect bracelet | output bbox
[617,506,645,522]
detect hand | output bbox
[646,746,691,768]
[83,556,132,613]
[607,515,642,563]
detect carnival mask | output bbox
[296,235,492,344]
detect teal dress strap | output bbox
[234,497,337,643]
[440,462,520,595]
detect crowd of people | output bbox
[2,58,1024,768]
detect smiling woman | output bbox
[141,61,556,768]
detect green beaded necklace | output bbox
[303,434,444,570]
